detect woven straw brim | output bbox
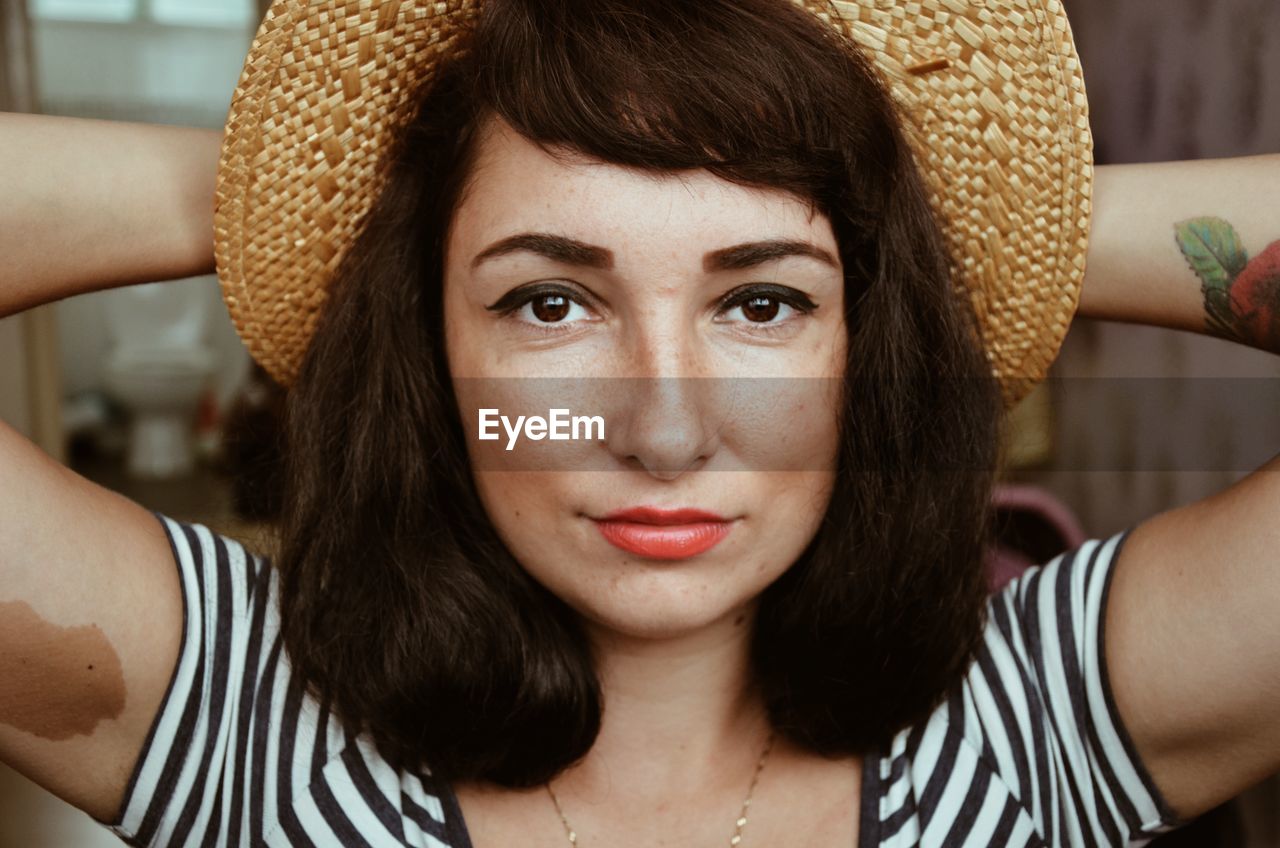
[214,0,1092,411]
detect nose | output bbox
[602,332,721,480]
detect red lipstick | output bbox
[592,507,735,560]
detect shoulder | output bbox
[105,514,470,847]
[860,533,1186,847]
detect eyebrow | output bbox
[469,232,839,273]
[705,239,839,273]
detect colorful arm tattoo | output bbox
[1175,216,1280,353]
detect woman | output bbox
[0,0,1277,845]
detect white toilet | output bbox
[103,278,219,479]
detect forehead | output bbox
[448,118,836,262]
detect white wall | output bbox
[32,18,250,125]
[30,16,256,413]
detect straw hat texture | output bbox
[213,0,1093,410]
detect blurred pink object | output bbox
[985,483,1087,593]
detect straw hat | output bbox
[214,0,1093,410]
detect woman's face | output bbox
[443,118,846,641]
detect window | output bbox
[29,0,254,27]
[30,0,136,22]
[151,0,253,27]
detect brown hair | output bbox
[274,0,1003,786]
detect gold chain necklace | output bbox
[545,729,778,847]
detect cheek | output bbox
[721,376,842,473]
[468,471,567,566]
[752,470,838,559]
[471,469,557,519]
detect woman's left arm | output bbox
[1079,153,1280,822]
[1082,153,1280,351]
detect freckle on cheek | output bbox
[0,600,127,741]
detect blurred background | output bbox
[0,0,1278,845]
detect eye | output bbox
[727,294,792,323]
[520,292,590,324]
[486,283,596,329]
[715,284,817,327]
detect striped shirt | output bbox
[96,512,1188,847]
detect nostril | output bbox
[598,375,723,478]
[626,453,709,481]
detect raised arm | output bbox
[1081,153,1280,353]
[0,112,222,823]
[1078,153,1280,821]
[0,113,220,316]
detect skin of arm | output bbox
[1078,155,1280,821]
[0,112,220,316]
[0,114,216,821]
[1081,154,1280,352]
[0,424,183,824]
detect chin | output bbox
[553,566,762,641]
[577,603,749,642]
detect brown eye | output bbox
[716,284,815,330]
[740,295,781,322]
[487,284,593,329]
[531,294,571,323]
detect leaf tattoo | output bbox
[1175,216,1280,352]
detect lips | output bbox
[592,507,735,560]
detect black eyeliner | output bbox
[484,282,583,314]
[719,283,818,313]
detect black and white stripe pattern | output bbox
[98,514,1185,846]
[861,530,1186,847]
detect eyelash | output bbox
[716,284,818,333]
[487,282,818,335]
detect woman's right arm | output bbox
[0,112,222,824]
[0,112,220,315]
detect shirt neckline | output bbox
[436,742,884,848]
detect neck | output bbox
[561,599,772,804]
